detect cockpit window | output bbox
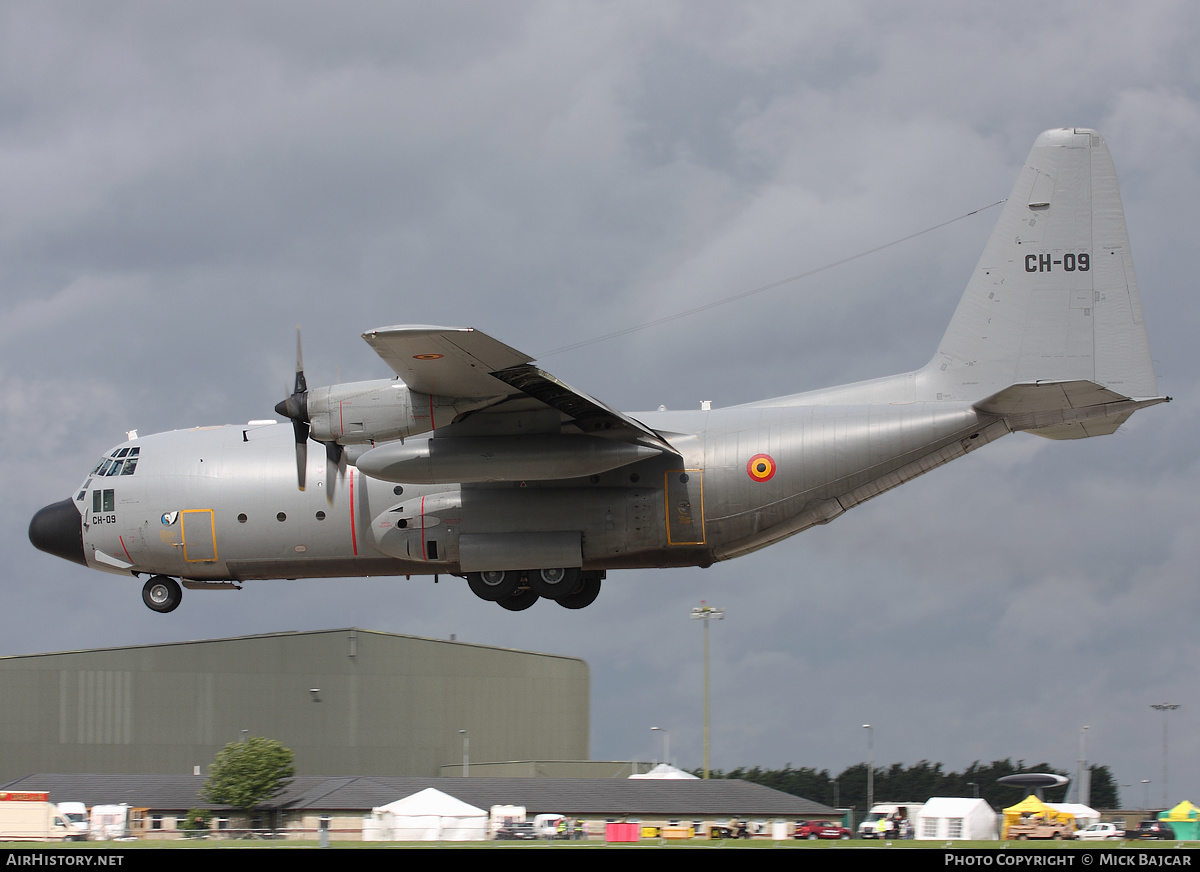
[93,447,140,478]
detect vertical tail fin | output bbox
[924,128,1159,417]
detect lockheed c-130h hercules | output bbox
[30,128,1168,613]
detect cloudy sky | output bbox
[5,2,1199,807]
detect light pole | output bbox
[651,726,670,769]
[1077,725,1090,806]
[1150,704,1179,808]
[1142,779,1151,811]
[690,601,724,779]
[459,729,469,777]
[863,724,874,813]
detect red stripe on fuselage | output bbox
[349,469,358,556]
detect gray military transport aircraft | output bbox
[30,128,1167,613]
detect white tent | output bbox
[1047,803,1099,828]
[364,787,487,841]
[916,797,999,841]
[628,763,699,779]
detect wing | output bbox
[361,325,674,452]
[362,325,532,397]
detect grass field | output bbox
[3,838,1197,849]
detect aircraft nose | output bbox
[29,499,87,566]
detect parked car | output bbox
[1075,822,1123,840]
[795,819,853,840]
[495,822,539,840]
[1125,820,1176,840]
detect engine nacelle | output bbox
[305,379,495,445]
[356,434,662,483]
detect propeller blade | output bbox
[293,327,307,395]
[276,328,311,492]
[293,421,309,491]
[325,441,344,503]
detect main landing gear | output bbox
[142,575,182,613]
[464,569,604,611]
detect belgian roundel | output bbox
[747,453,776,482]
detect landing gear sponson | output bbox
[465,569,603,612]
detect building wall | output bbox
[0,629,589,780]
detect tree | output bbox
[200,736,295,817]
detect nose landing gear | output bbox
[142,576,182,613]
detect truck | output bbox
[0,791,74,841]
[1006,813,1076,840]
[56,802,89,841]
[858,802,924,839]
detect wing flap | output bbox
[490,363,675,452]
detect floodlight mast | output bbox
[690,602,724,779]
[1150,703,1180,808]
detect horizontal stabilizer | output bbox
[975,380,1169,439]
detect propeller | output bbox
[275,329,310,491]
[274,327,346,501]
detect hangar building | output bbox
[0,628,588,782]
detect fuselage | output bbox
[39,387,997,586]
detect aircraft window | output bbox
[91,460,104,475]
[105,460,124,476]
[393,486,404,495]
[277,512,286,522]
[116,448,130,458]
[315,511,326,521]
[121,457,138,475]
[93,489,115,512]
[237,514,247,523]
[98,459,114,476]
[629,473,640,483]
[92,491,102,513]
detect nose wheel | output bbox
[142,576,182,613]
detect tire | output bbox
[142,576,182,613]
[466,570,518,602]
[527,567,581,599]
[497,587,539,611]
[557,572,602,609]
